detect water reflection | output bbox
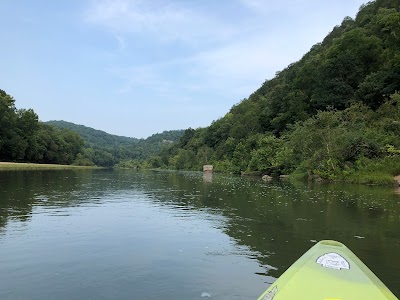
[0,170,399,298]
[394,187,400,196]
[203,172,213,184]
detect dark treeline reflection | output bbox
[0,170,399,296]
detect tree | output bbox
[248,134,285,174]
[231,142,250,173]
[0,90,17,158]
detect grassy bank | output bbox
[0,162,99,171]
[288,157,400,186]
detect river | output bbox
[0,170,399,299]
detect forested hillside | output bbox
[46,121,139,147]
[0,92,183,167]
[46,120,184,167]
[149,0,400,184]
[0,90,84,165]
[2,0,400,182]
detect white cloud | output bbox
[85,0,367,109]
[239,0,310,13]
[106,26,321,102]
[85,0,237,45]
[109,37,298,106]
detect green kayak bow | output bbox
[257,240,397,300]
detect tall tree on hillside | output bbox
[0,89,17,158]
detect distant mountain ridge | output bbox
[45,120,185,166]
[46,120,184,146]
[45,120,140,148]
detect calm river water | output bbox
[0,170,399,299]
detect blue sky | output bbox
[1,0,366,138]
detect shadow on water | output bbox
[0,170,399,297]
[0,170,99,232]
[138,171,400,295]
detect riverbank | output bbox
[0,162,99,171]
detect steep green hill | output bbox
[46,120,139,148]
[151,0,400,184]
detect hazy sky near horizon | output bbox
[1,0,366,138]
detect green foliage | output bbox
[1,90,182,168]
[212,159,233,173]
[152,1,400,184]
[231,142,250,173]
[338,156,400,185]
[4,0,400,182]
[73,153,95,166]
[286,102,398,178]
[385,144,400,156]
[47,121,184,167]
[169,149,199,170]
[46,120,139,147]
[247,134,297,175]
[147,156,164,169]
[114,159,141,169]
[0,90,85,165]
